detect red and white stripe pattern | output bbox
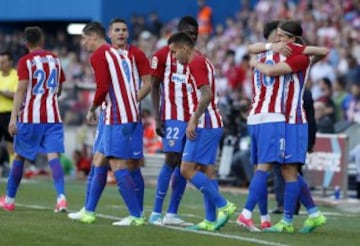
[18,51,64,123]
[188,55,223,128]
[104,47,138,124]
[151,46,195,122]
[283,65,310,124]
[249,51,286,119]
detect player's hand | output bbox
[8,119,17,137]
[186,118,198,140]
[249,56,258,67]
[155,119,165,137]
[271,42,292,56]
[86,109,97,125]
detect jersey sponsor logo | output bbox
[171,73,186,84]
[151,56,158,69]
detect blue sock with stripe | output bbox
[203,179,218,222]
[190,171,227,208]
[282,180,300,224]
[153,164,173,213]
[84,165,95,207]
[86,166,107,212]
[167,166,187,214]
[49,158,65,197]
[244,170,268,212]
[130,168,145,213]
[114,169,141,217]
[298,175,318,214]
[6,159,24,198]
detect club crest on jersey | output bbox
[168,139,176,147]
[151,56,158,69]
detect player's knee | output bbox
[165,152,181,168]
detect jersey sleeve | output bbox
[17,57,29,81]
[190,56,209,88]
[285,54,310,73]
[150,47,167,80]
[90,50,111,106]
[134,47,150,76]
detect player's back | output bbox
[281,42,310,124]
[151,46,193,122]
[249,50,286,121]
[188,53,223,128]
[17,50,65,123]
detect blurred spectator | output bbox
[332,76,351,122]
[223,49,245,91]
[72,149,91,180]
[142,109,162,154]
[314,101,335,133]
[197,0,213,37]
[59,154,75,176]
[147,11,163,38]
[316,77,336,122]
[345,54,360,86]
[346,81,360,124]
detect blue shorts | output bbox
[182,127,223,165]
[284,123,308,164]
[14,123,64,161]
[162,120,187,153]
[93,111,105,154]
[103,123,143,159]
[248,122,285,165]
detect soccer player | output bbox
[0,51,18,169]
[0,26,67,212]
[237,20,328,232]
[251,20,327,233]
[168,32,237,231]
[148,16,199,226]
[80,22,144,226]
[68,18,151,223]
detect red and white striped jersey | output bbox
[188,53,223,128]
[249,50,286,121]
[150,46,193,122]
[117,44,150,112]
[90,44,138,125]
[282,45,311,124]
[17,50,65,123]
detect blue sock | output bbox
[167,166,187,214]
[114,169,141,217]
[86,166,107,212]
[258,179,269,216]
[84,165,95,208]
[190,171,227,208]
[283,180,300,224]
[244,170,268,212]
[6,160,24,198]
[204,179,217,222]
[153,164,173,213]
[130,168,145,213]
[298,175,317,214]
[49,158,65,197]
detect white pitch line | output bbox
[15,203,289,246]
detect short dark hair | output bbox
[109,18,127,27]
[83,21,106,38]
[177,16,198,31]
[279,20,303,37]
[168,32,195,48]
[263,20,280,39]
[0,50,13,61]
[24,26,43,46]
